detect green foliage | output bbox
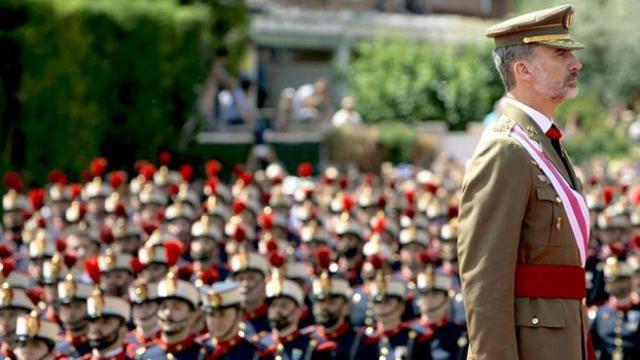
[345,37,503,130]
[0,0,247,184]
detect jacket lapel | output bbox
[502,104,575,188]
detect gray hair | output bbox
[492,45,536,91]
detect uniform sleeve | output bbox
[457,136,531,360]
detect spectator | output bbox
[331,96,362,127]
[218,77,258,131]
[292,77,332,124]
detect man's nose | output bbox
[568,52,582,71]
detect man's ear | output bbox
[513,60,534,82]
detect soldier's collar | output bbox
[277,329,301,345]
[90,346,126,360]
[212,333,242,350]
[244,302,268,320]
[65,331,88,346]
[379,322,404,338]
[325,321,351,340]
[159,333,197,354]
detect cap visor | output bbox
[538,39,585,50]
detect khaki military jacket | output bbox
[458,103,590,360]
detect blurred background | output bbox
[1,0,639,185]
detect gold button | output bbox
[555,217,563,230]
[531,316,539,325]
[555,196,561,204]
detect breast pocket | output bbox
[535,185,571,247]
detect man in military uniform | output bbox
[591,257,640,359]
[310,254,363,360]
[200,281,259,359]
[127,281,161,352]
[412,266,468,359]
[84,288,132,360]
[458,4,592,360]
[229,246,270,333]
[357,275,431,359]
[2,172,28,250]
[0,280,34,359]
[85,248,135,297]
[138,271,207,360]
[12,311,61,360]
[257,277,336,360]
[57,274,94,358]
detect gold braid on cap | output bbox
[88,287,104,317]
[25,310,40,336]
[0,282,13,307]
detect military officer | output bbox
[591,257,640,359]
[0,280,34,359]
[84,249,135,297]
[127,281,161,352]
[137,270,207,360]
[458,4,592,359]
[56,274,94,358]
[13,311,61,360]
[200,281,259,359]
[84,288,132,360]
[257,277,336,360]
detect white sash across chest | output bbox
[510,125,590,267]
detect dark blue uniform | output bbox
[202,334,259,360]
[592,304,640,360]
[137,336,207,360]
[57,335,93,359]
[244,303,271,333]
[322,323,364,360]
[408,319,468,360]
[256,326,336,360]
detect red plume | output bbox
[260,212,274,231]
[84,257,101,284]
[164,240,184,267]
[234,226,247,243]
[55,238,67,252]
[388,179,396,190]
[369,254,384,270]
[418,249,437,264]
[114,201,126,217]
[233,199,246,215]
[100,228,114,244]
[376,195,387,209]
[338,177,348,190]
[404,207,416,219]
[404,189,415,204]
[205,177,218,193]
[179,164,194,182]
[140,164,156,182]
[158,151,172,166]
[268,251,286,268]
[316,246,332,269]
[609,242,625,256]
[1,258,16,277]
[233,164,245,177]
[343,195,355,213]
[37,217,47,229]
[79,203,88,220]
[155,209,165,223]
[69,183,83,198]
[426,182,439,194]
[168,184,179,196]
[448,205,459,218]
[372,216,386,234]
[142,220,159,236]
[28,188,45,211]
[3,172,23,192]
[90,158,108,178]
[0,244,12,259]
[110,171,126,189]
[240,171,252,186]
[81,170,93,182]
[205,160,221,177]
[631,233,640,249]
[196,268,219,286]
[63,252,77,269]
[297,162,313,178]
[603,187,615,206]
[265,239,278,253]
[178,264,194,281]
[130,257,144,275]
[26,288,44,305]
[48,169,67,185]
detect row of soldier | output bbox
[0,153,638,359]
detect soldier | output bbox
[190,215,227,280]
[412,266,468,359]
[127,281,161,352]
[137,239,183,283]
[12,311,61,360]
[591,257,640,359]
[257,277,336,360]
[311,248,362,359]
[138,271,207,360]
[84,288,132,360]
[0,280,34,359]
[2,172,28,249]
[228,231,271,333]
[56,274,94,358]
[200,281,259,359]
[84,249,135,297]
[459,4,592,359]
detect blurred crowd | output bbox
[0,152,639,359]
